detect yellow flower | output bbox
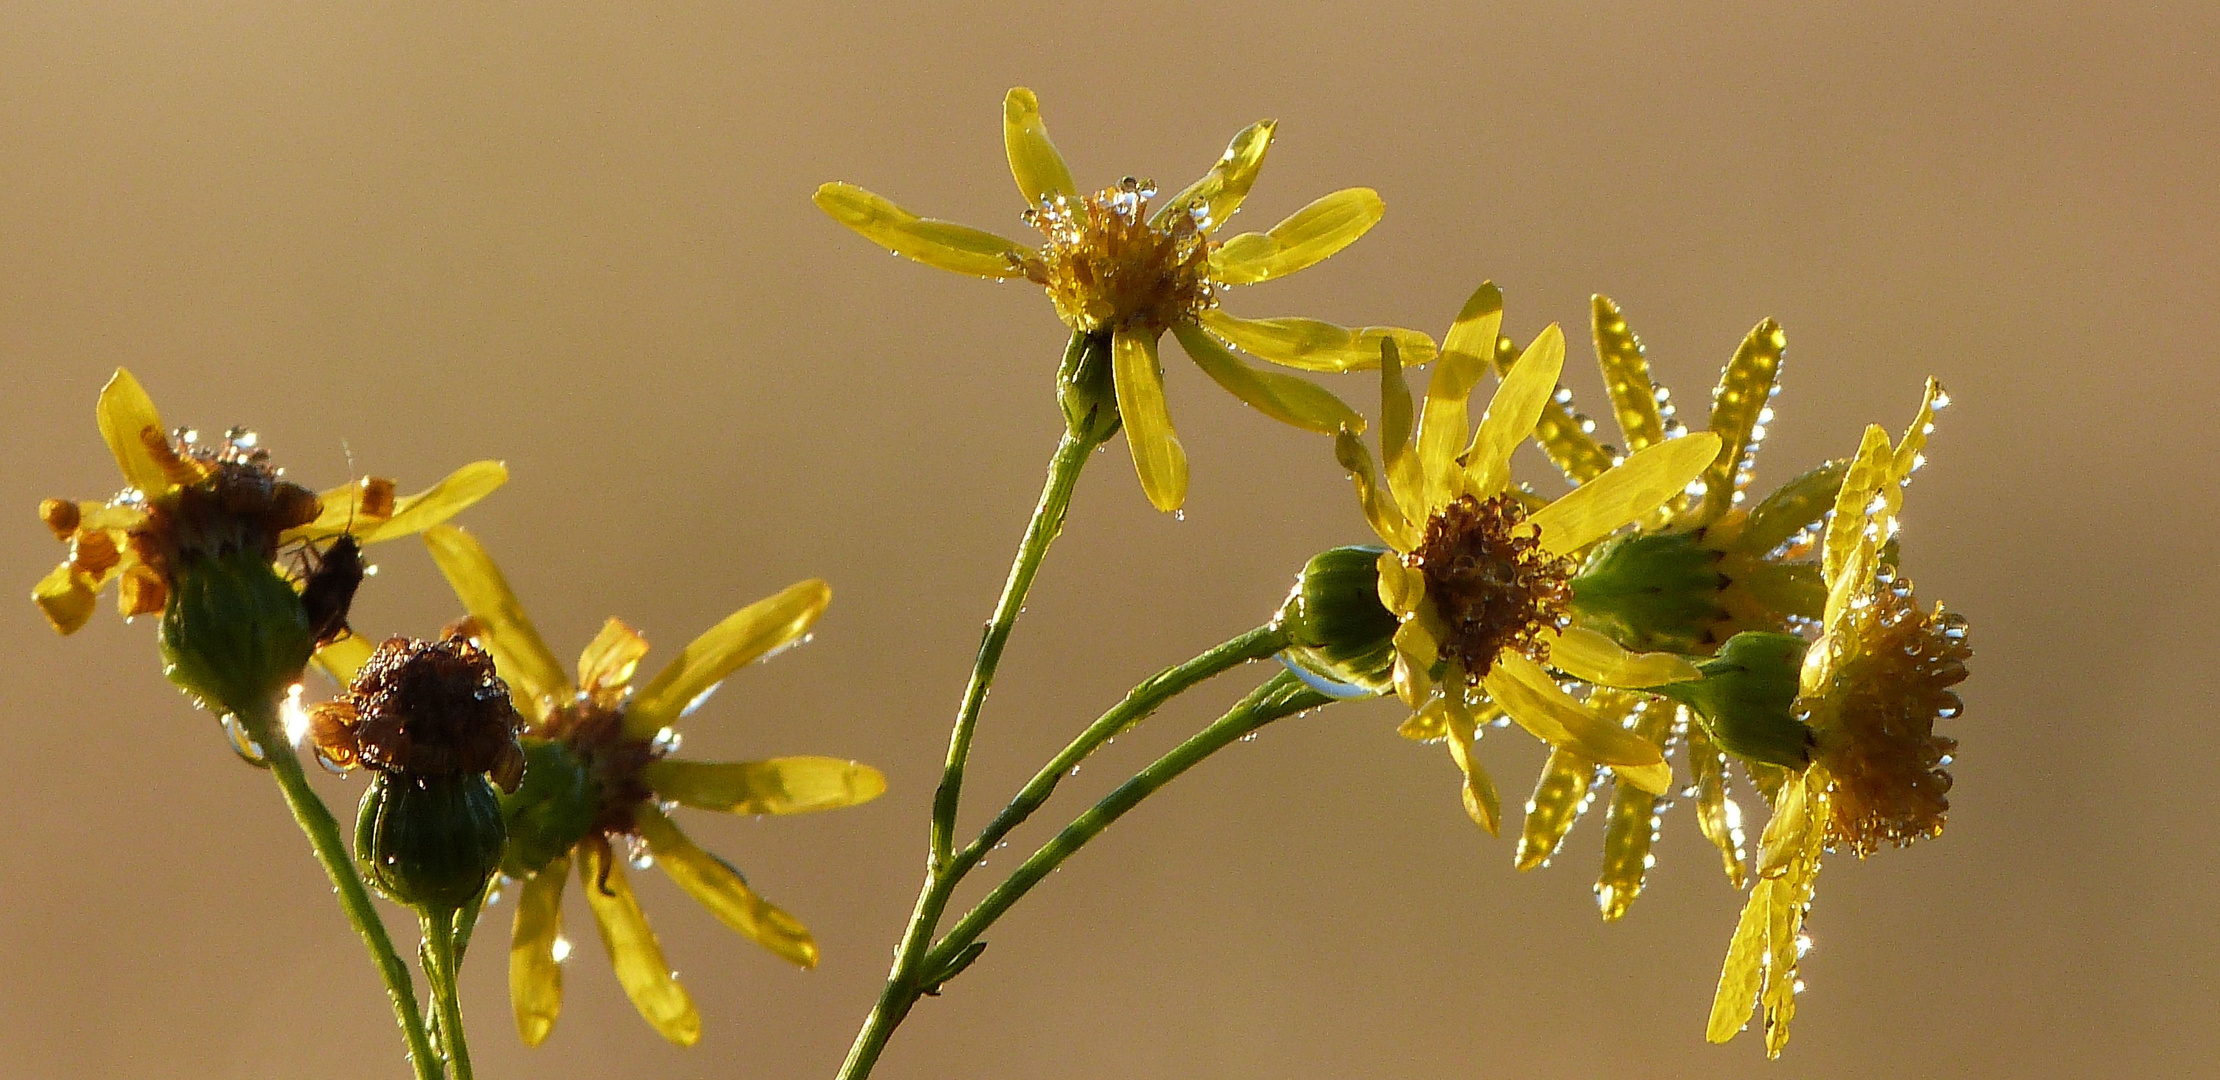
[1507,297,1850,916]
[816,87,1434,512]
[1332,283,1721,834]
[31,369,507,635]
[402,524,886,1047]
[1707,379,1967,1057]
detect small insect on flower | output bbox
[295,477,389,649]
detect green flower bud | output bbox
[1275,545,1399,699]
[1568,530,1730,656]
[498,737,601,879]
[157,547,313,717]
[1657,630,1815,769]
[356,771,508,913]
[1057,330,1122,443]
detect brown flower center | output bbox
[541,697,666,839]
[129,428,321,589]
[1019,178,1217,334]
[1409,494,1575,680]
[309,632,526,791]
[1806,572,1969,856]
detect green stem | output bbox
[921,671,1329,977]
[945,624,1291,882]
[247,705,441,1080]
[930,426,1103,865]
[423,911,475,1080]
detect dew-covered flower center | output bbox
[1409,493,1575,680]
[1018,178,1217,336]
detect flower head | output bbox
[817,88,1435,512]
[1708,379,1968,1057]
[407,525,885,1047]
[1326,283,1720,833]
[32,369,505,721]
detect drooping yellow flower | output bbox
[1507,297,1851,917]
[401,525,886,1048]
[1332,283,1722,833]
[816,87,1435,512]
[1707,379,1968,1057]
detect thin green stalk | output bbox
[423,912,475,1080]
[921,671,1330,976]
[246,704,440,1080]
[929,426,1102,865]
[945,624,1291,882]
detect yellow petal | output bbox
[421,525,571,723]
[1597,696,1675,920]
[1516,741,1600,872]
[1731,458,1849,557]
[1375,549,1422,615]
[1492,332,1615,485]
[814,182,1032,279]
[1002,87,1077,207]
[1699,318,1786,521]
[31,561,98,635]
[1375,339,1424,514]
[312,631,376,687]
[1440,694,1502,835]
[1336,430,1414,551]
[1528,432,1722,556]
[1755,772,1812,879]
[1708,873,1772,1043]
[96,369,175,497]
[1196,309,1436,373]
[1542,625,1700,688]
[627,578,833,737]
[1591,295,1668,453]
[341,461,509,546]
[1391,617,1438,707]
[1418,284,1502,504]
[1822,425,1895,587]
[510,856,568,1047]
[1396,702,1447,741]
[1463,324,1566,499]
[578,843,700,1046]
[1880,377,1947,514]
[645,756,887,815]
[1155,120,1275,230]
[1171,321,1362,435]
[1685,720,1748,889]
[1110,329,1188,514]
[637,807,819,968]
[577,617,650,698]
[1208,188,1383,286]
[1483,655,1666,777]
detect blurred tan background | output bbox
[3,2,2214,1077]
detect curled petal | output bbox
[422,525,571,723]
[1155,120,1275,230]
[1543,625,1700,688]
[1376,340,1424,514]
[1440,695,1503,835]
[637,807,819,968]
[1208,188,1383,285]
[1464,324,1567,499]
[510,856,568,1047]
[1196,309,1435,374]
[1823,425,1896,588]
[1003,87,1077,207]
[645,757,887,815]
[577,617,650,698]
[814,182,1033,279]
[628,578,833,736]
[579,843,701,1046]
[1110,329,1189,514]
[1171,320,1362,435]
[1337,431,1414,552]
[31,562,98,635]
[96,369,174,497]
[1528,433,1721,557]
